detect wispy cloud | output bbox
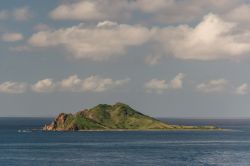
[59,75,130,92]
[0,81,28,94]
[2,33,23,42]
[32,79,56,93]
[235,83,248,95]
[196,79,228,93]
[0,7,32,21]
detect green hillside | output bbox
[43,103,218,131]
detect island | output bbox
[43,102,218,131]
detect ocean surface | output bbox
[1,118,250,166]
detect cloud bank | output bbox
[49,0,241,23]
[27,12,250,62]
[29,22,151,61]
[0,75,130,94]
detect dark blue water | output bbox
[1,118,250,166]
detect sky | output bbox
[1,0,250,118]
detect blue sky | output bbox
[1,0,250,118]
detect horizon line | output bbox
[1,116,250,120]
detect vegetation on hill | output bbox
[43,103,218,131]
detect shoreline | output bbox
[41,128,225,132]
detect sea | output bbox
[0,118,250,166]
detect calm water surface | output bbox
[0,118,250,166]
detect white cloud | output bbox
[31,79,56,93]
[196,79,228,93]
[49,0,240,24]
[59,75,81,92]
[235,83,248,95]
[2,33,23,42]
[81,76,130,92]
[170,73,185,89]
[50,1,104,21]
[31,75,130,93]
[145,73,185,94]
[29,22,151,61]
[0,7,32,21]
[96,21,118,28]
[30,12,250,62]
[0,81,27,94]
[0,75,130,94]
[50,0,134,21]
[145,79,168,94]
[156,13,250,60]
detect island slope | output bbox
[43,103,217,131]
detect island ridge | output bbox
[43,103,218,131]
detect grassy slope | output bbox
[49,103,217,130]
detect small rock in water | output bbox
[18,129,31,133]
